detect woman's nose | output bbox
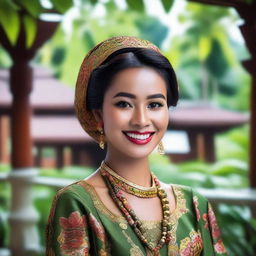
[130,107,150,127]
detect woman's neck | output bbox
[104,153,152,187]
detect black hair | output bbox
[86,47,179,110]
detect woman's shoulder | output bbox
[165,184,211,222]
[171,183,206,198]
[46,180,104,222]
[164,183,209,207]
[54,180,96,206]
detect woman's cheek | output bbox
[153,110,169,128]
[103,108,130,128]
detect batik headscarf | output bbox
[75,36,163,143]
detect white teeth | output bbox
[125,132,151,140]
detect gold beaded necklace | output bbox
[100,161,158,198]
[100,162,172,253]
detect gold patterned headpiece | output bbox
[75,36,161,143]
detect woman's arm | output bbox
[46,188,90,256]
[192,191,228,255]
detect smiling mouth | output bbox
[122,131,155,144]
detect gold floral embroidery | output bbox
[122,230,145,256]
[58,211,89,256]
[168,185,189,256]
[88,213,106,242]
[140,220,162,249]
[204,204,227,254]
[46,182,81,255]
[119,222,128,230]
[79,182,189,256]
[79,182,187,225]
[78,181,126,223]
[193,196,200,221]
[99,249,109,256]
[214,240,227,254]
[46,248,55,256]
[146,249,161,256]
[168,244,179,256]
[88,213,111,255]
[179,230,203,256]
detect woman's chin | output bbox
[109,145,155,160]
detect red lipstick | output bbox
[123,131,155,145]
[125,131,154,134]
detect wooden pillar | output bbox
[250,74,256,187]
[0,18,59,256]
[35,146,43,167]
[199,132,215,163]
[0,19,59,169]
[0,116,9,163]
[56,146,64,169]
[10,61,33,168]
[237,4,256,188]
[187,131,198,159]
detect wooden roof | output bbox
[0,67,75,115]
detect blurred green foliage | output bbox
[164,3,250,111]
[33,1,251,112]
[36,2,169,85]
[0,0,73,47]
[0,0,172,47]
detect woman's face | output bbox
[96,67,169,160]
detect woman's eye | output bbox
[114,101,131,108]
[148,102,164,109]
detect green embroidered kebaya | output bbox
[46,180,227,256]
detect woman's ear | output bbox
[92,109,103,123]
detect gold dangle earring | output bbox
[98,127,105,150]
[157,141,165,155]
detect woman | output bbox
[46,36,227,256]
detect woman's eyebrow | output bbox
[113,92,166,100]
[147,93,166,100]
[114,92,135,99]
